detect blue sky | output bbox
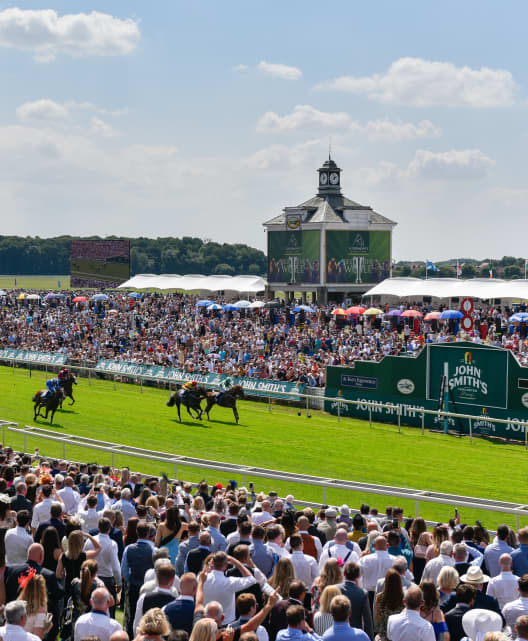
[1,2,527,260]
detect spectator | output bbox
[163,573,197,634]
[485,525,513,578]
[422,541,455,585]
[487,553,519,609]
[289,535,319,589]
[0,600,41,641]
[322,595,370,641]
[444,584,476,641]
[502,574,528,638]
[74,587,123,641]
[275,604,321,641]
[386,585,435,641]
[313,586,341,636]
[338,562,373,639]
[5,509,32,566]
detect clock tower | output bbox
[317,155,341,196]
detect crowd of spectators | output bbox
[0,449,524,640]
[2,293,528,386]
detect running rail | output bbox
[4,422,528,529]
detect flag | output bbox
[489,263,493,279]
[456,260,462,277]
[426,261,440,272]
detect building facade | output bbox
[263,157,397,303]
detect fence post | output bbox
[173,462,178,480]
[89,368,91,386]
[517,514,520,531]
[112,451,115,469]
[113,375,116,391]
[397,405,401,433]
[469,418,473,444]
[369,406,372,428]
[416,499,420,517]
[23,429,27,453]
[12,358,15,374]
[29,361,31,378]
[268,394,271,412]
[323,486,327,504]
[45,363,47,378]
[525,423,527,450]
[337,401,341,422]
[62,441,66,459]
[140,377,143,394]
[421,410,425,436]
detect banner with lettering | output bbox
[0,349,67,365]
[94,359,305,400]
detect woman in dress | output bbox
[124,516,139,547]
[313,585,341,635]
[155,506,188,565]
[41,526,62,574]
[19,571,52,639]
[375,569,404,641]
[426,526,449,562]
[409,518,429,583]
[312,559,343,612]
[57,530,101,597]
[419,580,449,641]
[71,559,109,618]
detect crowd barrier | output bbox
[3,421,528,531]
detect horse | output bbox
[32,389,64,424]
[166,385,208,422]
[59,373,78,408]
[203,385,245,424]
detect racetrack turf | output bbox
[0,364,525,529]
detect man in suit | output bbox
[339,562,374,640]
[226,544,264,613]
[186,531,212,575]
[10,482,32,516]
[164,573,197,635]
[5,543,63,641]
[445,584,475,641]
[132,563,177,636]
[221,503,240,537]
[268,581,313,641]
[34,503,66,543]
[176,521,200,575]
[453,543,471,578]
[103,509,124,561]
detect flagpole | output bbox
[456,259,459,279]
[425,260,428,280]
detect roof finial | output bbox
[328,136,332,161]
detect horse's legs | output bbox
[205,400,211,420]
[233,405,239,425]
[68,393,75,406]
[177,401,182,423]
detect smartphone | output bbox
[249,482,254,490]
[454,508,458,516]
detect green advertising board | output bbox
[95,359,305,400]
[268,230,320,284]
[325,230,390,284]
[324,342,528,442]
[0,349,67,365]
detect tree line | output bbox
[393,256,528,279]
[0,236,267,277]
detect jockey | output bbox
[179,380,198,399]
[45,378,61,398]
[58,368,69,385]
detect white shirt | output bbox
[288,531,323,560]
[0,623,40,641]
[84,533,120,582]
[503,596,528,638]
[252,511,274,526]
[133,587,176,635]
[268,541,290,559]
[226,531,241,547]
[290,550,319,588]
[203,569,257,623]
[319,543,359,570]
[359,550,394,591]
[30,498,53,529]
[57,486,80,515]
[74,611,122,641]
[386,608,436,641]
[421,554,455,585]
[78,508,101,533]
[5,526,33,566]
[487,571,520,609]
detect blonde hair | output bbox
[67,530,84,560]
[80,559,98,604]
[319,585,341,614]
[25,473,37,486]
[189,618,218,641]
[193,496,205,512]
[146,496,159,510]
[319,558,343,592]
[20,574,47,616]
[137,608,170,636]
[437,566,459,593]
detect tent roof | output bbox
[118,274,266,293]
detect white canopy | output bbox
[118,273,267,293]
[363,277,528,300]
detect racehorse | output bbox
[166,385,208,422]
[204,385,245,424]
[32,389,64,424]
[59,373,78,408]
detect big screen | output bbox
[70,240,130,289]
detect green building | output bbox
[263,157,397,303]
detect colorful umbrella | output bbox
[439,310,463,320]
[17,294,25,300]
[196,300,215,307]
[401,309,423,318]
[293,305,315,313]
[424,311,441,321]
[385,309,402,317]
[331,308,347,315]
[510,313,528,322]
[26,294,41,300]
[0,290,6,296]
[363,307,384,316]
[249,301,265,309]
[345,306,366,315]
[223,304,239,311]
[234,300,251,308]
[128,292,142,299]
[72,296,87,303]
[207,303,223,311]
[92,293,109,301]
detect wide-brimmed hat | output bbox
[460,565,490,584]
[462,609,502,641]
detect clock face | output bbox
[329,172,339,185]
[319,172,328,185]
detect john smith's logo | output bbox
[448,352,487,396]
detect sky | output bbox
[0,1,527,261]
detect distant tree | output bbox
[214,263,235,275]
[401,265,411,277]
[479,266,490,277]
[504,265,522,279]
[461,264,476,278]
[502,256,516,266]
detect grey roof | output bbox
[263,193,397,226]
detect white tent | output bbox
[363,277,528,300]
[118,273,266,293]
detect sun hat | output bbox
[462,609,502,641]
[326,507,337,518]
[460,565,490,584]
[339,504,350,516]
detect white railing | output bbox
[5,357,528,446]
[3,421,528,530]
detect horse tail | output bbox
[166,393,176,407]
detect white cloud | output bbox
[0,8,140,62]
[233,64,249,72]
[257,105,441,141]
[257,61,302,80]
[244,139,321,170]
[317,57,517,107]
[408,149,495,179]
[90,117,118,137]
[16,99,70,122]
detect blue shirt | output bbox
[323,622,370,641]
[512,544,528,576]
[276,627,322,641]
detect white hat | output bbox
[325,507,337,518]
[460,566,490,584]
[339,504,350,515]
[462,609,502,641]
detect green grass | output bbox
[0,364,526,529]
[0,275,70,290]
